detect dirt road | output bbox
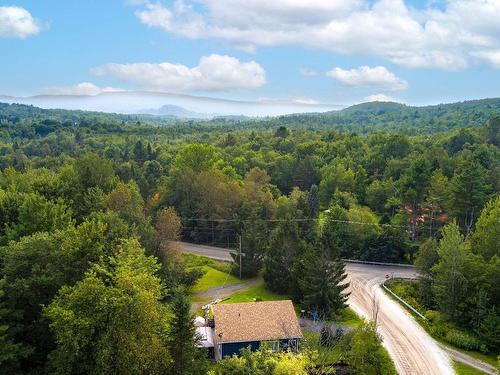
[179,242,495,375]
[346,262,453,375]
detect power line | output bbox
[181,226,237,233]
[182,216,408,228]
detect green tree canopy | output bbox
[45,239,171,375]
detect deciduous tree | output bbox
[45,239,172,375]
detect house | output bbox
[209,300,303,360]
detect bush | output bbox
[444,329,483,352]
[386,280,425,314]
[213,347,312,375]
[320,326,343,347]
[341,321,397,375]
[424,310,441,323]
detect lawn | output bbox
[190,265,243,293]
[222,284,288,304]
[182,253,243,293]
[336,307,364,328]
[452,360,490,375]
[181,252,231,273]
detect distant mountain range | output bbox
[137,104,212,119]
[0,91,343,118]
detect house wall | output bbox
[220,340,261,358]
[220,338,300,359]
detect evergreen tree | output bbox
[486,116,500,146]
[298,250,349,318]
[426,170,449,237]
[274,126,289,138]
[415,239,439,308]
[450,159,492,236]
[307,184,320,218]
[231,217,267,278]
[166,289,208,375]
[263,218,302,294]
[362,226,407,263]
[321,204,350,258]
[398,156,432,241]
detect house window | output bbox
[267,340,280,352]
[288,339,298,352]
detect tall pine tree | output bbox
[167,289,208,375]
[450,159,492,236]
[298,249,349,318]
[263,218,303,294]
[231,217,267,278]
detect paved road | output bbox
[176,241,235,261]
[179,242,495,375]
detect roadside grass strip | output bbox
[453,360,491,375]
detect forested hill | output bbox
[270,98,500,134]
[0,102,177,127]
[1,97,500,136]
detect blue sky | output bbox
[1,0,500,106]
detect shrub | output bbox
[424,310,441,323]
[444,329,483,351]
[320,326,343,347]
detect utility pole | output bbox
[239,235,242,279]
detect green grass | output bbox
[448,346,498,369]
[385,279,425,313]
[336,307,364,328]
[181,252,231,273]
[190,265,242,293]
[222,284,289,304]
[452,360,490,375]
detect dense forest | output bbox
[0,102,499,373]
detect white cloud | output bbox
[131,0,500,70]
[135,1,204,38]
[299,68,317,77]
[257,96,321,106]
[471,50,500,69]
[0,6,41,38]
[327,66,408,91]
[363,93,400,103]
[292,96,319,105]
[91,54,266,92]
[40,82,124,96]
